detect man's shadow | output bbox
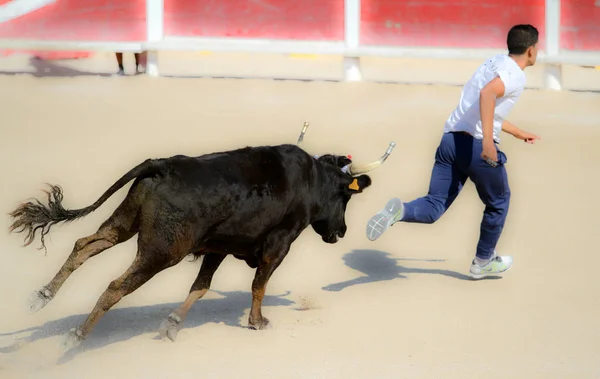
[0,289,294,363]
[0,56,114,77]
[322,249,500,292]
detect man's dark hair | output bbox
[507,24,539,55]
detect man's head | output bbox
[507,24,539,67]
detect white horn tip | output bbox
[297,122,310,145]
[388,141,396,151]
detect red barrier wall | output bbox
[0,0,146,41]
[360,0,546,50]
[560,0,600,51]
[0,0,146,57]
[0,0,344,43]
[163,0,344,40]
[0,0,597,56]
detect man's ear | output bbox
[346,174,372,194]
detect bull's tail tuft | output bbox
[9,184,94,254]
[9,157,162,254]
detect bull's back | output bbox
[149,144,314,236]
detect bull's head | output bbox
[296,122,396,243]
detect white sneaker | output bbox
[366,198,404,241]
[469,254,513,279]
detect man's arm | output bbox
[479,77,505,144]
[479,76,506,161]
[502,120,541,143]
[501,120,521,137]
[481,75,541,146]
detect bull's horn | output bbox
[347,142,396,176]
[296,122,309,146]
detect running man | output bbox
[365,24,541,279]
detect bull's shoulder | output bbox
[274,144,314,158]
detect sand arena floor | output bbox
[0,52,599,378]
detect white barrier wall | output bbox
[0,0,598,90]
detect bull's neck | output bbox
[309,163,339,221]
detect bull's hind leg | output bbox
[28,226,134,313]
[62,210,196,350]
[159,253,226,341]
[63,248,182,350]
[28,191,141,313]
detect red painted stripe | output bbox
[560,0,600,51]
[0,0,13,6]
[360,0,546,50]
[163,0,344,40]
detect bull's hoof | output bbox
[248,316,271,331]
[27,287,52,314]
[62,328,83,350]
[158,313,182,342]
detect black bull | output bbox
[8,124,395,348]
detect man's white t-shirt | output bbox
[443,54,526,143]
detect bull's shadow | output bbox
[322,249,500,292]
[0,289,294,363]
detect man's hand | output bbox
[517,130,541,144]
[481,139,498,165]
[502,120,541,144]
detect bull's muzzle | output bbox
[296,122,396,176]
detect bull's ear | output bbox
[346,174,372,194]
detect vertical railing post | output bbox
[544,0,562,90]
[344,0,362,81]
[146,0,164,77]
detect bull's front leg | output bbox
[248,228,300,330]
[248,262,280,330]
[159,253,226,341]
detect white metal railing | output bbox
[544,0,562,90]
[145,0,163,77]
[0,0,598,90]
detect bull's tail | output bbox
[9,158,162,252]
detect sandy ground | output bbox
[0,52,599,379]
